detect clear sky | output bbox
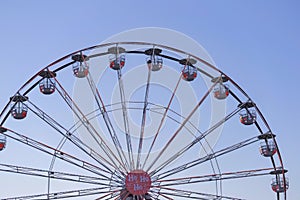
[0,0,299,199]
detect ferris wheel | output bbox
[0,40,288,200]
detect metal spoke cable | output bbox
[4,186,117,200]
[155,186,244,200]
[150,107,241,176]
[0,163,113,186]
[0,127,113,180]
[142,60,184,169]
[146,79,219,172]
[53,77,127,173]
[154,136,260,180]
[155,167,273,186]
[117,68,135,170]
[137,56,152,169]
[25,99,117,175]
[86,72,129,171]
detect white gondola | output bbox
[147,56,163,71]
[10,95,28,120]
[39,70,56,95]
[72,54,89,78]
[260,141,277,157]
[145,48,163,71]
[240,109,256,125]
[109,54,125,70]
[182,66,197,81]
[108,46,126,70]
[214,83,229,100]
[271,177,289,193]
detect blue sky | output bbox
[0,0,299,199]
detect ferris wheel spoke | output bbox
[142,62,184,169]
[146,80,220,172]
[4,186,118,200]
[155,167,273,187]
[156,186,244,200]
[157,193,174,200]
[153,136,259,180]
[66,110,123,173]
[1,127,113,179]
[53,78,128,172]
[95,189,123,200]
[0,163,115,186]
[116,69,135,170]
[115,190,155,200]
[24,100,120,175]
[137,61,152,169]
[150,107,241,176]
[116,189,131,200]
[85,73,130,171]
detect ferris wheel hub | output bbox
[125,170,152,196]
